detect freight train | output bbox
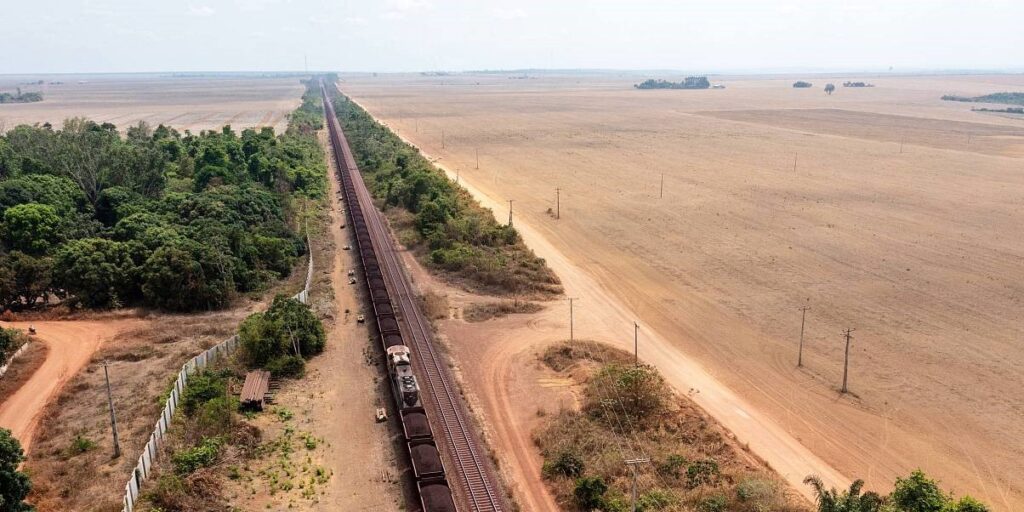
[321,81,458,512]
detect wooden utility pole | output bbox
[441,129,446,149]
[556,188,561,219]
[793,153,798,172]
[456,169,460,185]
[841,328,855,393]
[899,137,904,154]
[624,457,650,512]
[659,173,664,199]
[798,305,810,367]
[507,199,514,227]
[568,297,578,341]
[103,360,121,458]
[633,322,640,367]
[475,148,479,169]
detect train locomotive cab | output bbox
[387,345,421,409]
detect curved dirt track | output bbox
[0,320,140,452]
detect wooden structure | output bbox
[240,370,272,411]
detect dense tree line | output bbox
[0,88,42,104]
[0,80,326,312]
[941,92,1024,106]
[635,77,711,90]
[327,84,560,296]
[805,470,989,512]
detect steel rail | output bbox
[321,82,505,512]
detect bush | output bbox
[736,476,776,503]
[0,328,20,365]
[265,354,306,378]
[699,495,727,512]
[543,451,584,478]
[574,476,608,510]
[890,470,948,512]
[65,435,97,457]
[638,489,675,510]
[181,369,228,416]
[584,364,666,428]
[686,459,719,488]
[657,454,686,479]
[172,437,223,475]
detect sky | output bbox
[2,0,1022,74]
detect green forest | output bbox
[326,85,560,296]
[0,80,326,312]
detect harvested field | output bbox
[341,72,1024,510]
[0,74,303,133]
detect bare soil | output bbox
[0,74,303,134]
[340,72,1024,510]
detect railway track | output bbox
[321,81,506,512]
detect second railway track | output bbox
[321,80,506,512]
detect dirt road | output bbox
[0,320,139,453]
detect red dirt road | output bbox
[0,320,139,453]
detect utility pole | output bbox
[659,173,664,199]
[624,457,650,512]
[475,148,479,169]
[442,128,446,149]
[568,297,578,341]
[798,305,810,367]
[103,360,121,458]
[507,199,514,227]
[633,322,640,367]
[841,328,855,394]
[556,188,561,219]
[793,153,798,172]
[899,137,904,154]
[456,169,460,185]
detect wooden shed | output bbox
[240,370,272,411]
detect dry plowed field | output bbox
[0,74,303,133]
[341,73,1024,510]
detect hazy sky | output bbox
[3,0,1021,74]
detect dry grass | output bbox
[534,341,808,512]
[0,342,47,400]
[421,291,451,320]
[463,300,543,323]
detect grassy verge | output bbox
[326,85,561,298]
[534,341,805,512]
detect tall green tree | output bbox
[53,238,136,308]
[890,470,948,512]
[0,428,32,512]
[2,203,61,255]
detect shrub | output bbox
[584,364,666,428]
[638,489,675,510]
[736,476,776,503]
[699,495,728,512]
[543,451,585,478]
[172,437,223,475]
[181,369,228,416]
[686,459,719,488]
[0,328,20,365]
[890,470,948,512]
[65,435,97,457]
[265,354,306,378]
[574,476,608,510]
[657,454,686,479]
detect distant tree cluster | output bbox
[0,88,43,104]
[635,77,711,90]
[0,80,326,312]
[793,81,814,88]
[942,92,1024,106]
[843,81,875,88]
